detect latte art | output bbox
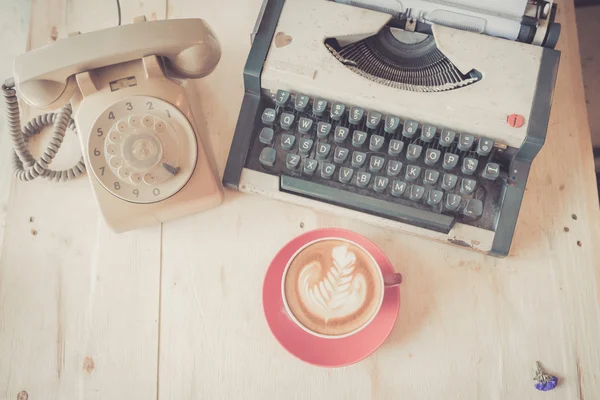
[284,239,383,337]
[299,246,367,322]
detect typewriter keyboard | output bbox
[245,90,511,232]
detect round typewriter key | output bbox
[508,114,525,128]
[313,99,327,116]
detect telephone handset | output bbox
[3,17,224,232]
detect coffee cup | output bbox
[281,236,402,339]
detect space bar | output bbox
[280,176,454,233]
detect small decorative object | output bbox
[534,361,559,391]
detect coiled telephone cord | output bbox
[2,79,85,181]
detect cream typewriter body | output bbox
[7,18,223,232]
[224,0,561,256]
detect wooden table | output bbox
[1,0,599,399]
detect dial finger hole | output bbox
[109,157,122,168]
[154,121,166,132]
[143,173,156,184]
[130,173,142,184]
[118,167,131,179]
[142,116,154,127]
[129,116,140,127]
[117,121,128,132]
[109,131,122,143]
[106,144,117,156]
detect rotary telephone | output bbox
[3,17,223,232]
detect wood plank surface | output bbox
[0,0,598,399]
[0,0,32,258]
[0,1,165,399]
[160,0,600,399]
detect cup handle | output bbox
[383,272,403,287]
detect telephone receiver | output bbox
[15,18,221,110]
[6,17,224,232]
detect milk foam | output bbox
[297,245,367,322]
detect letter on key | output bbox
[425,148,441,166]
[321,163,335,179]
[369,156,385,172]
[391,180,407,197]
[317,122,331,138]
[405,165,421,181]
[298,117,313,134]
[334,147,349,163]
[316,143,331,160]
[339,167,354,183]
[406,144,422,161]
[286,153,300,170]
[299,138,313,154]
[373,176,389,192]
[356,172,371,188]
[352,131,367,147]
[280,112,295,130]
[387,160,402,177]
[281,134,295,150]
[334,126,349,143]
[423,169,440,185]
[388,139,404,157]
[303,158,318,175]
[443,153,459,170]
[369,135,384,151]
[351,151,366,168]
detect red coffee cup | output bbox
[262,228,402,367]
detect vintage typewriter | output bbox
[223,0,561,256]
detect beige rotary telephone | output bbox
[3,17,223,232]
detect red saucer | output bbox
[262,228,401,367]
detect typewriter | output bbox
[223,0,561,257]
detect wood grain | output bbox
[0,0,32,257]
[0,0,598,399]
[0,1,165,399]
[159,0,600,399]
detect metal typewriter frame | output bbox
[223,0,561,257]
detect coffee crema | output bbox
[283,239,382,337]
